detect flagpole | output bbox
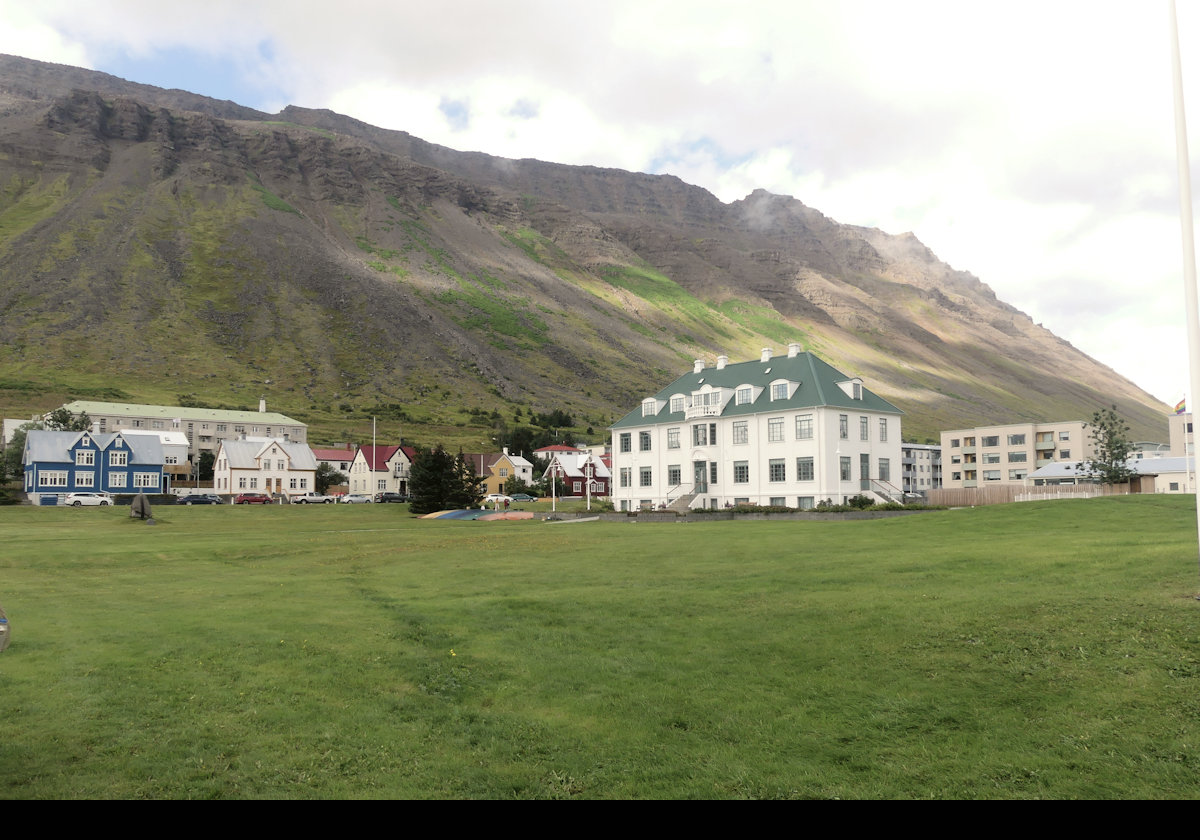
[1169,0,1200,587]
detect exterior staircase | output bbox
[666,492,698,512]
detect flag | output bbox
[1175,399,1187,415]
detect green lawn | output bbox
[1,496,1199,799]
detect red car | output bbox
[235,493,273,505]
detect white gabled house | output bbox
[348,444,416,496]
[610,344,904,510]
[213,437,318,498]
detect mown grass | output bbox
[1,496,1199,798]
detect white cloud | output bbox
[2,0,1198,408]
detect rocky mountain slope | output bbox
[0,54,1169,445]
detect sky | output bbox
[2,0,1197,407]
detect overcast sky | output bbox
[2,0,1196,407]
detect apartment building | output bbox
[940,421,1091,489]
[59,399,307,461]
[900,442,941,496]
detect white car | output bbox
[64,492,115,507]
[339,494,373,504]
[485,494,513,503]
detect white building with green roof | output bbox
[610,344,904,511]
[59,399,307,461]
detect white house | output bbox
[610,344,904,510]
[213,437,318,498]
[348,444,416,496]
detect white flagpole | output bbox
[1169,0,1200,586]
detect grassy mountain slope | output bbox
[0,55,1170,447]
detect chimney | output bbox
[693,359,705,374]
[259,397,266,413]
[761,347,773,363]
[788,342,802,357]
[716,355,728,370]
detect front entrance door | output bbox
[694,461,708,494]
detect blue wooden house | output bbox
[23,430,166,497]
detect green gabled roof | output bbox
[611,351,903,429]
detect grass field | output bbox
[2,496,1199,799]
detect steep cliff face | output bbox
[0,54,1169,443]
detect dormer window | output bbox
[853,383,863,400]
[641,399,657,418]
[736,387,752,405]
[669,396,685,414]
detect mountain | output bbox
[0,54,1169,446]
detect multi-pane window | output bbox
[249,477,258,489]
[670,396,685,414]
[710,462,718,485]
[736,387,752,405]
[134,473,159,488]
[693,424,715,446]
[840,415,848,439]
[75,450,95,466]
[983,470,1001,481]
[771,382,788,400]
[840,456,852,481]
[860,416,869,441]
[796,415,813,440]
[879,418,888,442]
[797,496,815,510]
[667,428,680,449]
[290,478,298,489]
[41,471,68,487]
[768,418,784,442]
[1060,449,1071,459]
[109,473,127,488]
[639,431,652,452]
[1009,469,1027,480]
[796,457,814,481]
[879,458,890,482]
[620,468,631,488]
[619,433,631,453]
[733,421,748,445]
[983,453,1000,464]
[639,467,653,487]
[642,400,657,417]
[1059,431,1071,441]
[1008,433,1026,445]
[668,465,681,486]
[1008,451,1027,462]
[733,461,749,483]
[768,459,786,482]
[75,472,94,487]
[982,435,999,447]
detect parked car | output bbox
[510,493,537,502]
[339,494,373,504]
[64,492,114,507]
[292,493,334,504]
[373,492,408,503]
[181,494,223,505]
[485,494,513,503]
[235,493,273,505]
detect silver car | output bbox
[339,494,373,504]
